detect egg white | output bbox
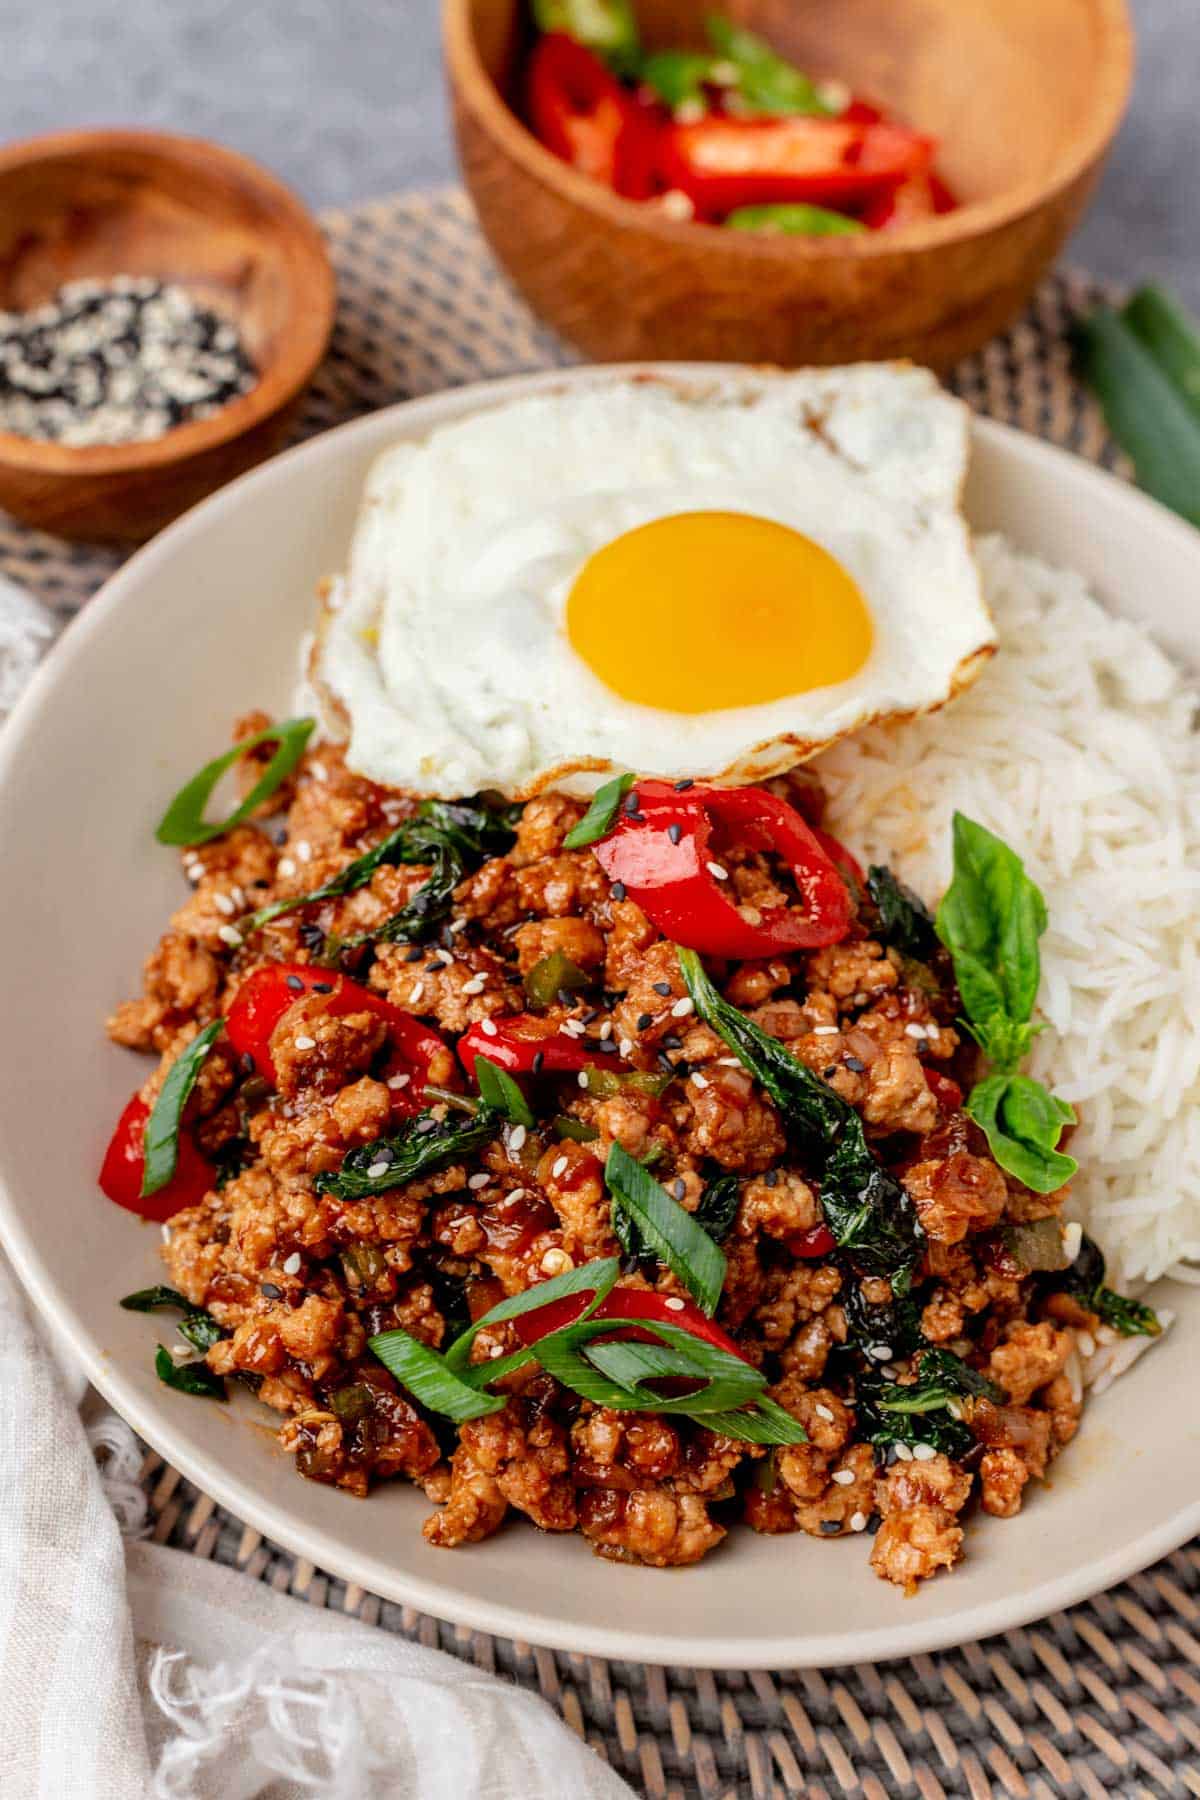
[308,367,995,798]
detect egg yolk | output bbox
[566,511,873,713]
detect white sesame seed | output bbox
[619,1037,634,1058]
[561,1018,586,1038]
[664,1296,686,1311]
[296,841,312,863]
[434,948,454,966]
[577,1070,589,1087]
[277,857,296,878]
[599,1021,613,1041]
[294,1034,316,1050]
[706,861,729,881]
[461,975,486,995]
[813,1025,839,1036]
[160,1224,172,1243]
[508,1125,527,1152]
[912,1442,938,1462]
[671,996,694,1018]
[415,1116,438,1133]
[869,1344,893,1362]
[1077,1330,1096,1359]
[387,1072,411,1090]
[480,1018,499,1039]
[815,1403,834,1422]
[540,1248,572,1276]
[310,761,327,781]
[213,892,236,916]
[507,1188,527,1204]
[893,1442,914,1462]
[283,1252,302,1275]
[170,1343,192,1364]
[904,1022,927,1039]
[831,1468,855,1486]
[449,917,468,935]
[552,1156,569,1179]
[367,1160,390,1178]
[850,1512,868,1533]
[1062,1221,1083,1264]
[691,1072,709,1090]
[230,886,244,909]
[468,1172,491,1191]
[489,1342,507,1359]
[658,185,696,217]
[217,924,243,948]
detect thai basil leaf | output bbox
[867,865,938,959]
[935,814,1047,1071]
[856,1349,1005,1458]
[141,1020,224,1197]
[693,1174,741,1245]
[705,15,837,117]
[678,948,923,1289]
[154,1345,226,1400]
[1039,1230,1161,1338]
[123,1283,226,1355]
[966,1073,1078,1194]
[156,717,314,847]
[369,1328,506,1421]
[605,1142,726,1314]
[120,1285,191,1313]
[563,773,636,849]
[473,1055,535,1130]
[841,1281,925,1361]
[314,1108,502,1200]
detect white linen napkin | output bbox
[0,581,636,1800]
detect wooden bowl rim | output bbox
[0,127,336,478]
[443,0,1134,258]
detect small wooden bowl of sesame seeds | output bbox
[0,128,335,543]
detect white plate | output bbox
[0,367,1196,1671]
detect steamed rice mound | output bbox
[816,534,1200,1288]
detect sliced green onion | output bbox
[553,1114,599,1144]
[694,1398,808,1444]
[605,1141,726,1314]
[726,203,865,237]
[705,16,836,117]
[1122,283,1200,424]
[583,1328,764,1413]
[473,1055,535,1130]
[442,1256,622,1373]
[141,1020,223,1197]
[156,718,314,847]
[563,773,636,850]
[1074,305,1200,527]
[154,1345,226,1400]
[370,1327,506,1421]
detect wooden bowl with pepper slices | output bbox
[0,129,335,543]
[443,0,1133,369]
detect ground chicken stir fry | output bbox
[106,719,1101,1589]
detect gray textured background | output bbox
[3,0,1195,307]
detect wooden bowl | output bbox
[0,129,336,543]
[445,0,1133,370]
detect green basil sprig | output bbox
[936,814,1078,1194]
[140,1020,223,1197]
[563,772,636,850]
[314,1107,502,1200]
[856,1348,1005,1459]
[677,948,923,1289]
[867,865,938,959]
[605,1142,727,1314]
[156,718,314,847]
[693,1174,741,1245]
[154,1345,226,1400]
[1038,1232,1161,1339]
[121,1285,223,1353]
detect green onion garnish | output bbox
[140,1020,223,1198]
[1074,301,1200,527]
[563,773,636,849]
[155,717,314,847]
[605,1142,726,1314]
[368,1328,507,1422]
[473,1055,535,1130]
[442,1257,621,1373]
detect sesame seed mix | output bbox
[850,1512,868,1532]
[813,1025,839,1036]
[691,1072,709,1089]
[285,974,305,992]
[664,1296,686,1311]
[618,1036,634,1057]
[552,1156,569,1179]
[0,277,257,446]
[670,996,694,1018]
[705,861,729,881]
[386,1072,411,1090]
[508,1125,527,1152]
[294,1035,317,1051]
[667,823,683,845]
[409,981,425,1005]
[831,1468,855,1486]
[610,881,627,902]
[282,1252,302,1275]
[366,1161,391,1178]
[815,1403,835,1422]
[652,982,673,997]
[468,1171,491,1190]
[636,1013,653,1031]
[217,925,243,948]
[480,1019,498,1038]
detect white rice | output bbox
[816,533,1200,1288]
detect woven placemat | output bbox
[9,187,1196,1800]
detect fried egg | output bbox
[307,367,994,798]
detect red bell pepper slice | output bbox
[861,168,956,231]
[592,780,851,959]
[526,33,659,200]
[99,1093,216,1222]
[787,1222,837,1259]
[658,114,933,217]
[809,824,864,890]
[225,963,452,1115]
[459,1012,595,1076]
[925,1069,963,1114]
[513,1282,749,1361]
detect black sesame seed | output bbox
[866,1513,882,1535]
[579,1007,599,1024]
[285,974,304,992]
[611,881,627,902]
[240,1052,256,1075]
[819,1520,841,1535]
[298,923,324,950]
[822,1065,839,1079]
[623,792,640,816]
[673,778,695,792]
[532,1051,545,1076]
[313,981,333,994]
[764,1169,779,1188]
[844,1056,866,1073]
[662,1032,682,1050]
[652,982,672,997]
[657,1051,676,1074]
[636,1013,653,1032]
[272,826,288,846]
[667,823,682,845]
[405,946,424,963]
[260,1282,283,1300]
[672,1178,686,1201]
